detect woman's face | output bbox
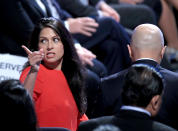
[38,27,64,69]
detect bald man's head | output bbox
[129,24,165,63]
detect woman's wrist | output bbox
[30,65,39,73]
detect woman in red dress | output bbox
[20,17,88,131]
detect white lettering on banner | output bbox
[0,75,14,81]
[0,62,23,72]
[0,54,28,82]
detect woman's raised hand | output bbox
[22,45,44,72]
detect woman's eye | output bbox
[40,39,47,44]
[53,38,60,43]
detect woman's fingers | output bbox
[29,54,43,66]
[22,45,44,66]
[22,45,32,55]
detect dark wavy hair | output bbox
[24,17,87,115]
[0,79,37,131]
[122,64,164,107]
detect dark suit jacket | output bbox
[56,0,132,75]
[0,0,70,56]
[56,0,100,18]
[0,0,48,56]
[78,109,177,131]
[1,0,131,75]
[95,59,178,129]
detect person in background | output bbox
[0,79,37,131]
[20,17,88,131]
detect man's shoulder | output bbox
[160,67,178,81]
[101,69,128,83]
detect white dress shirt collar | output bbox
[121,105,151,117]
[35,0,47,14]
[136,58,157,62]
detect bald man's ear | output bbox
[161,46,166,59]
[127,45,133,59]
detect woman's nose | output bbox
[47,41,53,50]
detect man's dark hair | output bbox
[0,79,37,131]
[122,64,164,107]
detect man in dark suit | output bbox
[0,0,53,56]
[0,0,40,56]
[94,24,178,129]
[57,0,157,29]
[57,0,119,21]
[78,64,177,131]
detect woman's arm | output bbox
[22,45,44,96]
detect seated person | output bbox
[78,65,177,131]
[20,18,88,131]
